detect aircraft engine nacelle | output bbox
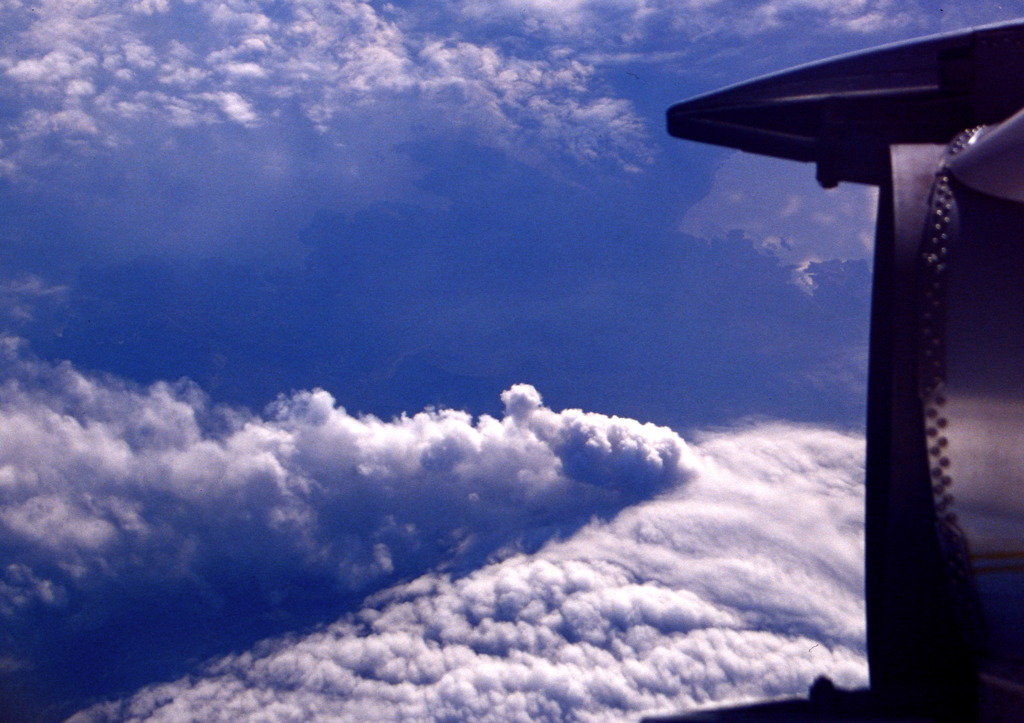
[660,19,1024,723]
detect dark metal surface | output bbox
[667,20,1024,187]
[864,147,976,719]
[928,160,1024,663]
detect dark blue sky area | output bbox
[12,142,870,432]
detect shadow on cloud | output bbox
[0,340,693,721]
[71,420,867,723]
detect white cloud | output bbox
[0,338,869,720]
[0,340,695,681]
[455,0,917,43]
[70,418,866,722]
[678,152,878,288]
[745,0,913,33]
[201,90,260,126]
[0,0,650,176]
[0,274,68,322]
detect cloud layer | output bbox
[0,0,649,178]
[0,339,697,716]
[71,419,867,722]
[0,341,869,721]
[5,0,997,185]
[456,0,918,43]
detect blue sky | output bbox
[0,1,1017,721]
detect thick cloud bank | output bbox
[73,422,867,722]
[0,342,867,720]
[0,339,694,716]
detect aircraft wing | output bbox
[667,20,1024,187]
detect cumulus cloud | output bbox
[0,339,695,714]
[71,420,867,722]
[0,0,650,177]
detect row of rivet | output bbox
[918,128,985,644]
